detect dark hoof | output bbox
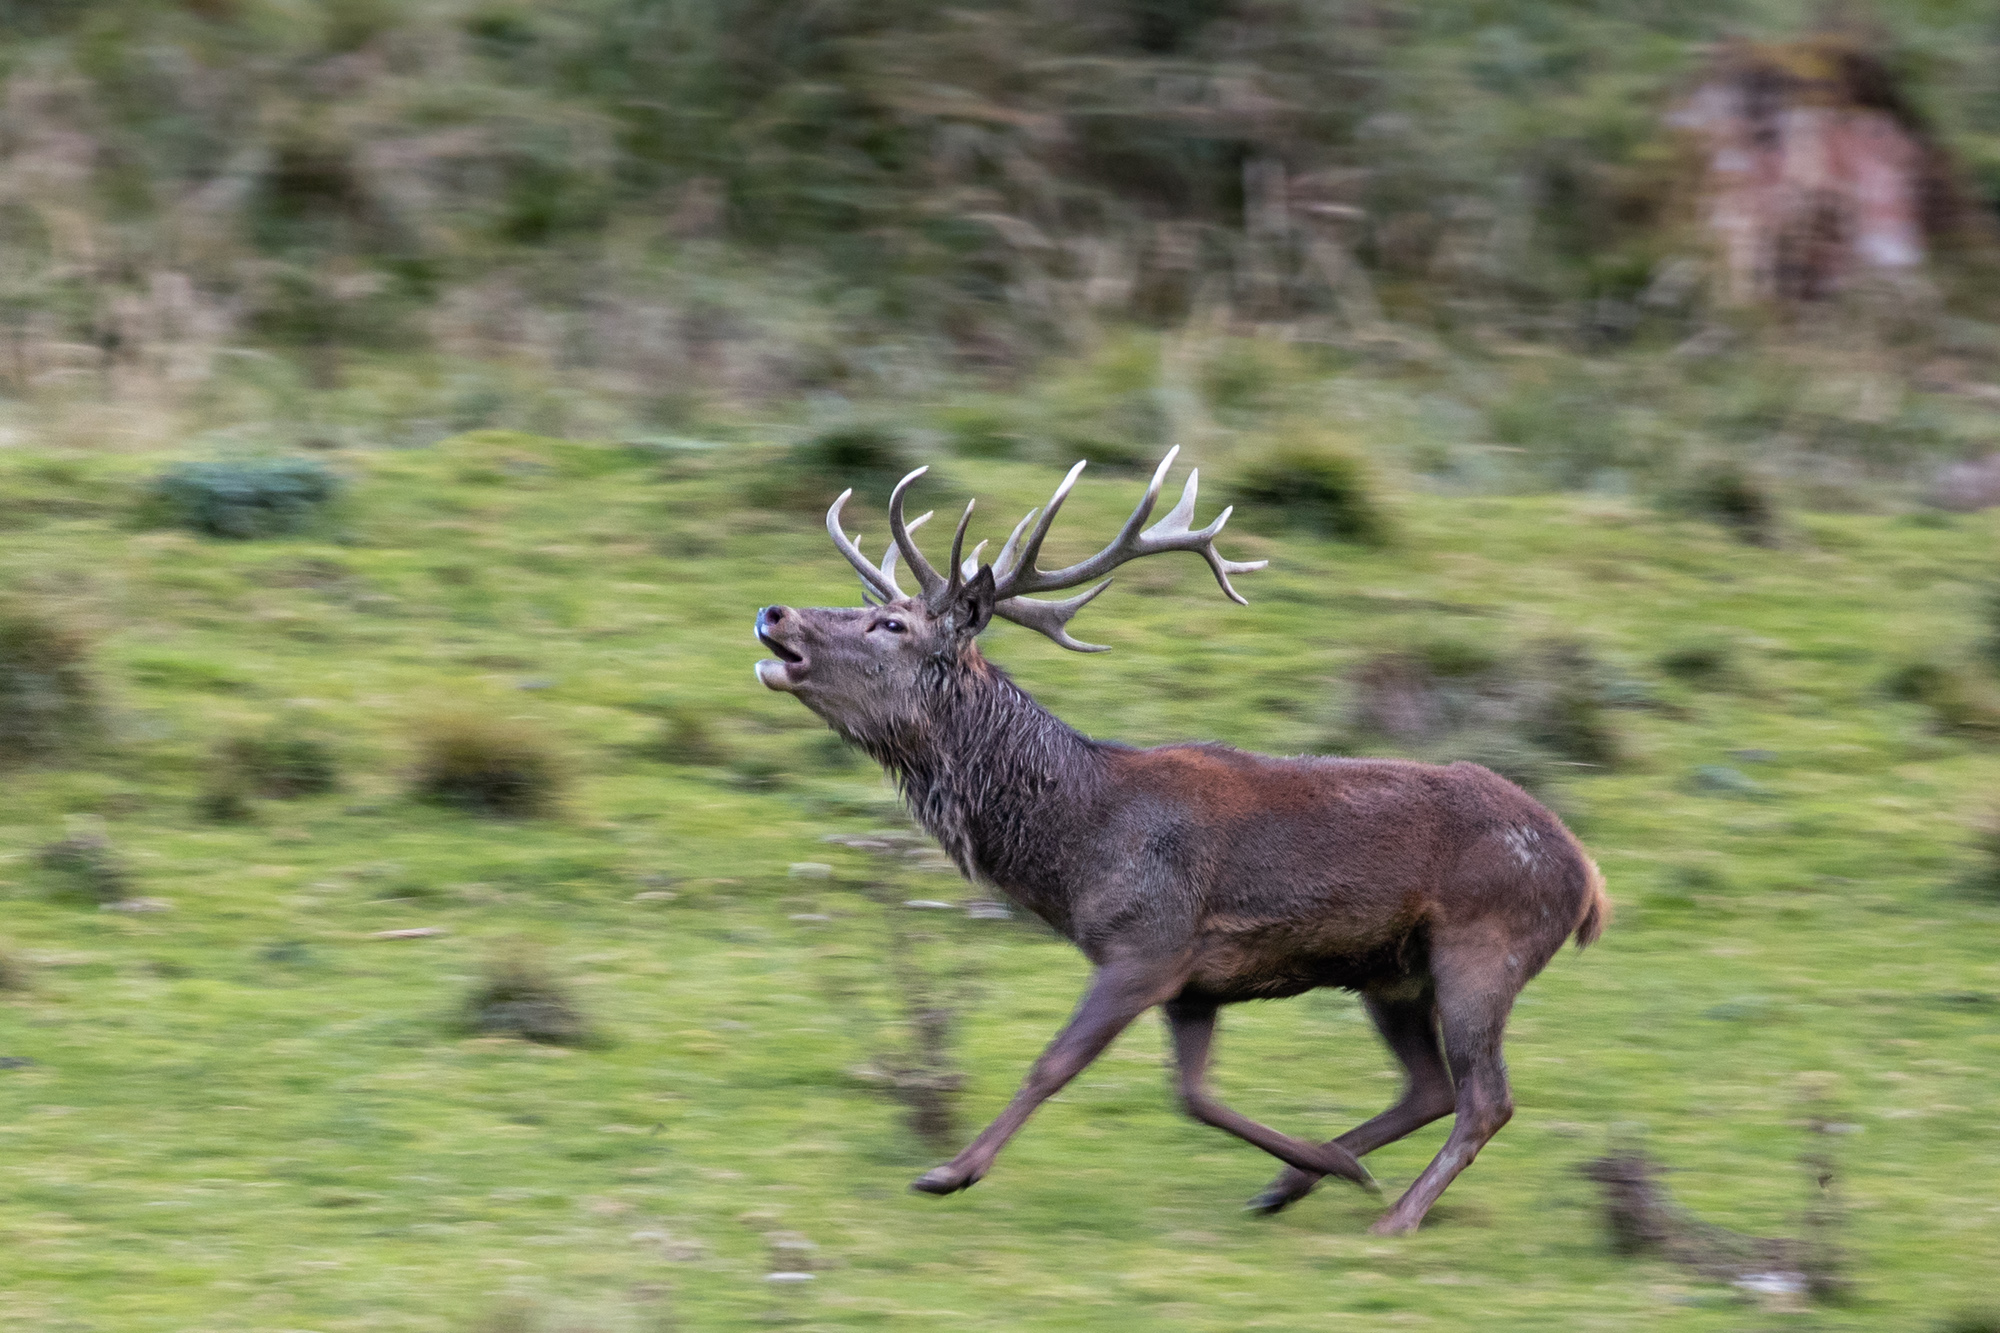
[1353,1168,1383,1198]
[1244,1186,1305,1215]
[910,1167,978,1196]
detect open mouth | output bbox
[758,631,804,665]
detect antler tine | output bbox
[960,540,988,579]
[940,499,976,601]
[826,490,905,602]
[1141,471,1269,605]
[879,509,931,595]
[887,467,946,599]
[991,508,1038,582]
[997,460,1088,598]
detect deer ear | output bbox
[944,565,996,639]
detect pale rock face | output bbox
[1672,46,1934,303]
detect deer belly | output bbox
[1189,916,1414,1000]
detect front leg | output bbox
[912,957,1186,1195]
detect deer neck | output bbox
[861,653,1104,926]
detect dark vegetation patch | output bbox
[1668,462,1782,546]
[0,600,97,766]
[408,712,565,818]
[1229,433,1389,545]
[1658,638,1740,687]
[1338,636,1621,791]
[146,458,342,539]
[746,424,922,510]
[460,944,595,1046]
[1883,662,2000,740]
[37,824,131,905]
[218,726,342,798]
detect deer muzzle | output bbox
[754,606,808,691]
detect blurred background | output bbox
[1,1,1999,1330]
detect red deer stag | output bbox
[753,449,1608,1234]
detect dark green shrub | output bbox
[743,423,928,511]
[149,458,341,539]
[1668,462,1780,546]
[1885,662,2000,739]
[1658,639,1737,685]
[38,824,130,904]
[219,729,341,798]
[409,712,565,817]
[0,600,97,765]
[1230,437,1388,545]
[460,945,594,1046]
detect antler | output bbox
[987,446,1266,651]
[821,448,1266,651]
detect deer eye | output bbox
[881,618,906,634]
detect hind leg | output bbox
[1368,946,1518,1235]
[1166,999,1378,1190]
[1247,986,1456,1214]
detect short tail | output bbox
[1573,855,1610,949]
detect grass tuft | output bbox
[219,727,342,798]
[38,822,131,905]
[460,945,594,1046]
[0,600,98,766]
[408,712,565,818]
[1669,462,1781,547]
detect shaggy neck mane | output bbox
[854,647,1105,896]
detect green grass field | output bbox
[2,424,1997,1331]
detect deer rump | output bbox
[753,449,1608,1235]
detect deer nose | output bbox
[758,605,787,630]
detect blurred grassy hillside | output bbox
[0,427,1996,1329]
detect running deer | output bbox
[753,449,1608,1234]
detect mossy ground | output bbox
[1,425,1997,1331]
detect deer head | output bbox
[754,447,1266,743]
